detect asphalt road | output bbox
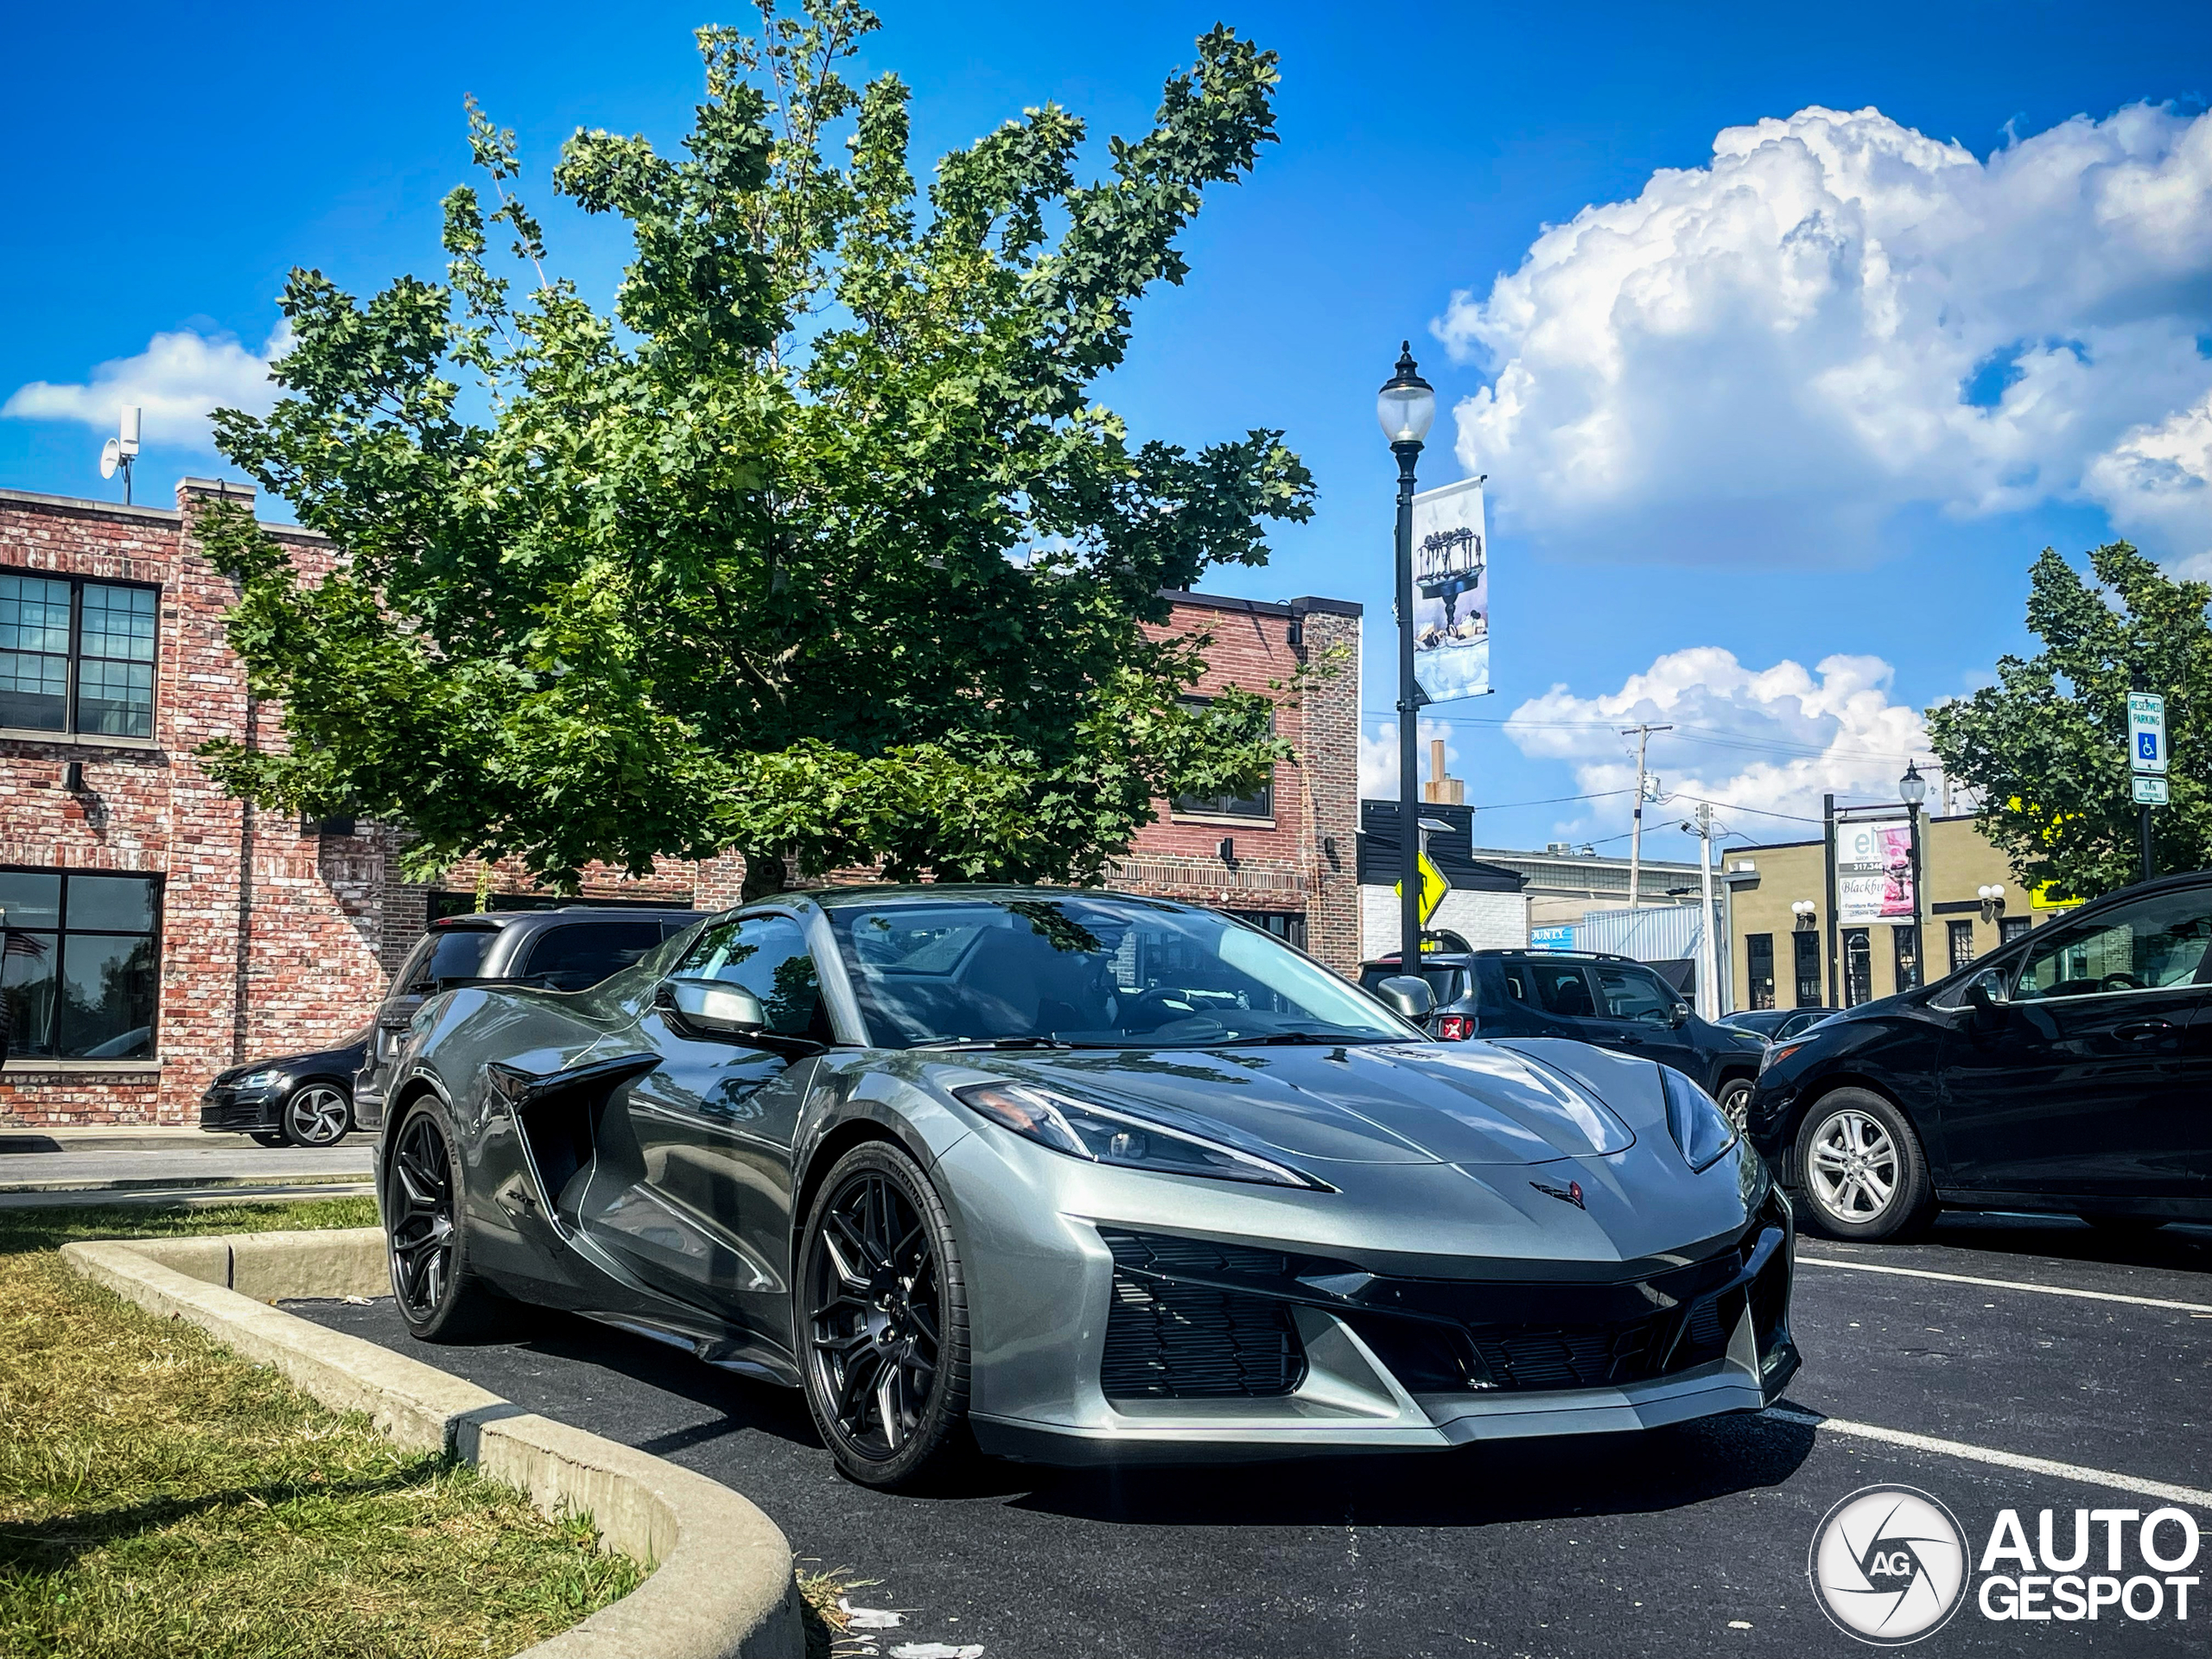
[293,1212,2212,1658]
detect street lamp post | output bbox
[1379,343,1437,969]
[1899,760,1928,991]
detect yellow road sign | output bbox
[1394,853,1451,932]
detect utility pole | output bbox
[1621,722,1670,914]
[1689,800,1720,1020]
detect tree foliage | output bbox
[1925,542,2211,900]
[200,3,1315,897]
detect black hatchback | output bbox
[1748,869,2212,1241]
[1359,949,1769,1123]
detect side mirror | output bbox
[659,977,767,1038]
[1375,975,1436,1021]
[1669,1002,1691,1028]
[1964,970,2009,1015]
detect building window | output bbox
[1998,915,2032,946]
[0,869,162,1058]
[1170,697,1274,820]
[1792,931,1821,1007]
[0,573,158,738]
[1892,924,1921,993]
[1843,927,1872,1007]
[1224,909,1306,950]
[1745,932,1776,1010]
[1947,918,1976,974]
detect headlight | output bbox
[236,1069,280,1090]
[1759,1039,1808,1076]
[953,1081,1326,1191]
[1660,1065,1738,1173]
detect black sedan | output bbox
[1747,870,2212,1240]
[200,1031,369,1147]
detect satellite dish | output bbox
[99,438,120,480]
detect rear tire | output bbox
[797,1141,972,1491]
[1792,1088,1936,1242]
[384,1094,515,1341]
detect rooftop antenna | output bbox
[99,406,141,505]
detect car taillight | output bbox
[1437,1014,1474,1041]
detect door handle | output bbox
[2114,1020,2174,1041]
[1613,1033,1644,1045]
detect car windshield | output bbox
[825,895,1414,1049]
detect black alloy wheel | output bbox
[281,1082,352,1147]
[799,1142,971,1489]
[385,1098,509,1340]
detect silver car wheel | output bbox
[283,1084,351,1147]
[1806,1107,1897,1224]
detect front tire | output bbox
[1715,1076,1755,1134]
[385,1096,512,1341]
[248,1130,287,1147]
[1793,1088,1936,1242]
[797,1141,972,1491]
[280,1083,352,1147]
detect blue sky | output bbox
[5,1,2209,865]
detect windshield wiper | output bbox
[1217,1030,1393,1046]
[912,1036,1075,1052]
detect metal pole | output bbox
[1822,792,1840,1007]
[2132,665,2155,883]
[1694,800,1718,1020]
[1906,800,1924,991]
[1395,442,1423,967]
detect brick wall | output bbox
[1110,593,1363,974]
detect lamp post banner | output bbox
[1834,817,1916,925]
[1410,476,1489,702]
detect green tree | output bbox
[1925,542,2210,900]
[199,3,1315,899]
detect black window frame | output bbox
[0,866,163,1059]
[1168,696,1276,822]
[1946,918,1976,974]
[1745,932,1776,1010]
[0,569,161,740]
[1792,931,1822,1007]
[1843,927,1873,1007]
[1224,908,1306,951]
[1892,923,1922,994]
[1997,915,2032,947]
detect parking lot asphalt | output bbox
[294,1215,2212,1658]
[0,1139,373,1206]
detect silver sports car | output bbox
[366,886,1798,1489]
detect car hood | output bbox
[950,1040,1639,1167]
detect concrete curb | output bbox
[60,1229,802,1659]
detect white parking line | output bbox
[1797,1254,2212,1315]
[1767,1408,2212,1509]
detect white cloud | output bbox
[1505,646,1937,837]
[1359,717,1463,799]
[1440,103,2212,565]
[2083,388,2212,570]
[3,324,290,451]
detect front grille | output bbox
[1097,1231,1306,1399]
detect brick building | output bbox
[0,481,1361,1127]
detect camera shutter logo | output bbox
[1808,1484,1968,1644]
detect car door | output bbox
[579,911,833,1338]
[1499,958,1610,1043]
[1588,959,1705,1077]
[1937,884,2212,1199]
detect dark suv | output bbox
[355,907,703,1134]
[1359,949,1769,1122]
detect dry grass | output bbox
[0,1198,642,1659]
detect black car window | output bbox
[1777,1010,1829,1039]
[405,927,495,992]
[1594,962,1680,1026]
[677,914,827,1038]
[520,921,667,991]
[2012,888,2212,1001]
[1522,961,1596,1017]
